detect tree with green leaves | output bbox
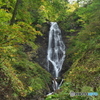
[10,0,20,25]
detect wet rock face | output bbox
[33,23,50,70]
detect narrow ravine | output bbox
[47,22,65,92]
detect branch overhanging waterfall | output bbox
[47,22,65,91]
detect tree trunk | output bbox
[10,0,20,25]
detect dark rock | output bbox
[33,23,50,69]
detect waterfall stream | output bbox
[47,22,65,91]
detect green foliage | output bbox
[39,0,68,22]
[63,2,100,99]
[76,0,100,26]
[0,9,12,23]
[0,1,51,99]
[59,5,80,33]
[16,0,42,24]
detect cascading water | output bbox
[47,22,65,91]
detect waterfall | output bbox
[47,22,65,91]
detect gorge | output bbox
[0,0,100,100]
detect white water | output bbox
[47,22,65,91]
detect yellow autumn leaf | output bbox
[28,86,33,91]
